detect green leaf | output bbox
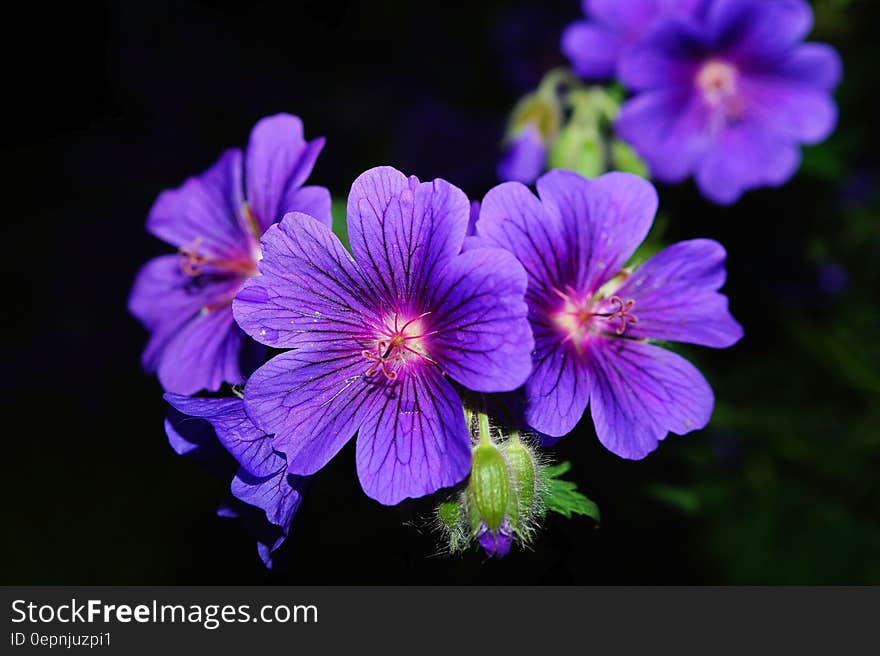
[540,461,600,523]
[330,197,349,250]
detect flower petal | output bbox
[477,180,565,303]
[244,348,380,476]
[588,338,714,459]
[233,212,373,349]
[771,42,842,92]
[164,408,217,457]
[710,0,813,64]
[128,255,247,394]
[695,121,800,204]
[496,124,547,184]
[618,17,707,91]
[231,468,304,534]
[245,113,326,232]
[616,239,744,347]
[282,185,332,228]
[428,247,533,393]
[355,366,471,505]
[147,149,248,261]
[164,394,283,478]
[536,170,658,293]
[523,335,592,438]
[742,61,839,144]
[156,306,245,395]
[347,166,470,301]
[616,89,712,183]
[587,0,704,31]
[561,21,622,80]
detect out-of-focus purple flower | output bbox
[129,114,330,394]
[477,518,513,558]
[497,123,548,184]
[616,0,842,204]
[232,167,534,505]
[562,0,704,80]
[477,170,743,459]
[165,394,306,569]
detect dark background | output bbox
[3,0,878,584]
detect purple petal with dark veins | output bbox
[164,394,283,478]
[355,365,471,505]
[523,331,592,438]
[536,170,658,293]
[233,212,373,350]
[588,338,714,459]
[346,166,470,301]
[477,180,566,305]
[428,247,533,393]
[244,348,381,477]
[616,239,744,347]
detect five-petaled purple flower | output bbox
[165,394,306,568]
[233,167,535,505]
[129,114,330,394]
[476,170,743,459]
[616,0,842,204]
[562,0,703,80]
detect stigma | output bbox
[178,237,259,278]
[361,311,438,380]
[550,285,638,349]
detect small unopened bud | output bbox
[508,93,562,143]
[468,441,510,533]
[502,433,540,536]
[434,409,549,558]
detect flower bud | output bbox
[434,411,547,558]
[502,433,540,536]
[468,440,510,533]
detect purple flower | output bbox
[232,167,535,505]
[476,170,743,459]
[165,394,306,568]
[562,0,704,80]
[129,114,330,394]
[497,123,547,184]
[616,0,842,204]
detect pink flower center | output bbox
[696,59,745,121]
[551,285,638,350]
[361,311,438,380]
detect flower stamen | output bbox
[178,238,259,278]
